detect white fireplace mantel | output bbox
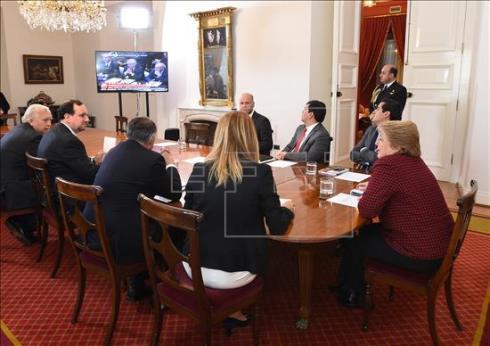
[177,106,231,134]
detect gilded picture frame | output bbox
[191,7,235,107]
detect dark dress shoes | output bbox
[223,315,251,336]
[127,283,152,302]
[5,218,37,246]
[337,288,363,309]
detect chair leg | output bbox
[151,297,164,346]
[104,277,121,346]
[72,266,86,324]
[362,282,374,331]
[201,321,212,346]
[252,303,260,346]
[50,226,64,278]
[36,221,49,263]
[444,272,463,330]
[427,292,441,346]
[388,286,395,301]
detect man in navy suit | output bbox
[276,100,332,163]
[37,100,103,191]
[369,64,407,116]
[238,93,273,156]
[1,104,53,244]
[84,117,182,301]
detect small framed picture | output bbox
[23,54,64,84]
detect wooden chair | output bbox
[184,122,216,146]
[138,194,263,345]
[56,177,147,346]
[25,153,65,277]
[114,116,128,133]
[362,180,478,346]
[0,113,18,126]
[164,128,180,141]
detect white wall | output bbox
[0,1,76,111]
[460,1,489,205]
[159,1,330,148]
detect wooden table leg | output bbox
[296,244,314,329]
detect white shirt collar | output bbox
[248,109,255,118]
[385,80,395,89]
[60,121,77,137]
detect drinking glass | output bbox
[306,161,317,175]
[319,177,334,199]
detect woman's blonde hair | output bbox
[379,120,421,157]
[207,111,260,186]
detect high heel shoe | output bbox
[223,316,251,336]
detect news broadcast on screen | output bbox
[95,51,168,93]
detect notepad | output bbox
[267,160,297,168]
[335,172,370,183]
[154,195,172,203]
[327,193,360,208]
[103,136,117,153]
[154,142,178,147]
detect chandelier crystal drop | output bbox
[18,1,107,33]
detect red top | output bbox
[358,154,454,260]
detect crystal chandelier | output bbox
[18,1,107,33]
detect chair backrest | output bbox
[25,152,57,212]
[138,194,209,313]
[184,122,216,146]
[55,177,117,271]
[164,128,180,141]
[114,116,128,133]
[433,180,478,285]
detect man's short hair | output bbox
[22,104,50,123]
[380,98,401,120]
[127,117,157,145]
[389,66,398,78]
[307,100,327,123]
[57,99,83,121]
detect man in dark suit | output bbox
[276,100,332,163]
[37,100,103,191]
[238,93,273,156]
[99,53,120,79]
[122,58,145,82]
[351,99,400,169]
[369,64,407,116]
[1,104,53,244]
[0,91,10,126]
[146,62,167,86]
[84,117,182,301]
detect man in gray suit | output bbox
[276,100,332,163]
[350,98,400,169]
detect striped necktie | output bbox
[293,128,307,152]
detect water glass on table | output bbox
[319,177,334,199]
[306,161,317,175]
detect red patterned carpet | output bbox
[1,221,488,345]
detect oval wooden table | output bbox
[79,128,366,329]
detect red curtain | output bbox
[358,17,391,95]
[390,15,406,63]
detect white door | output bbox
[330,1,361,164]
[403,1,466,181]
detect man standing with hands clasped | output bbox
[369,64,407,115]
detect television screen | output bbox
[95,51,168,93]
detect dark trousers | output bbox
[338,223,442,294]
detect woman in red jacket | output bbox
[336,121,454,308]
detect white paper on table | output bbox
[335,172,370,183]
[103,136,117,153]
[327,193,360,208]
[279,198,292,206]
[267,160,297,168]
[184,156,206,164]
[153,141,178,147]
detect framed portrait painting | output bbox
[191,7,235,107]
[23,55,64,84]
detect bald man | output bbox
[239,93,273,156]
[1,104,53,245]
[369,64,407,116]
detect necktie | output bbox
[293,128,307,152]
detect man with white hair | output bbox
[1,104,52,245]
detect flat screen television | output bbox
[95,51,168,93]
